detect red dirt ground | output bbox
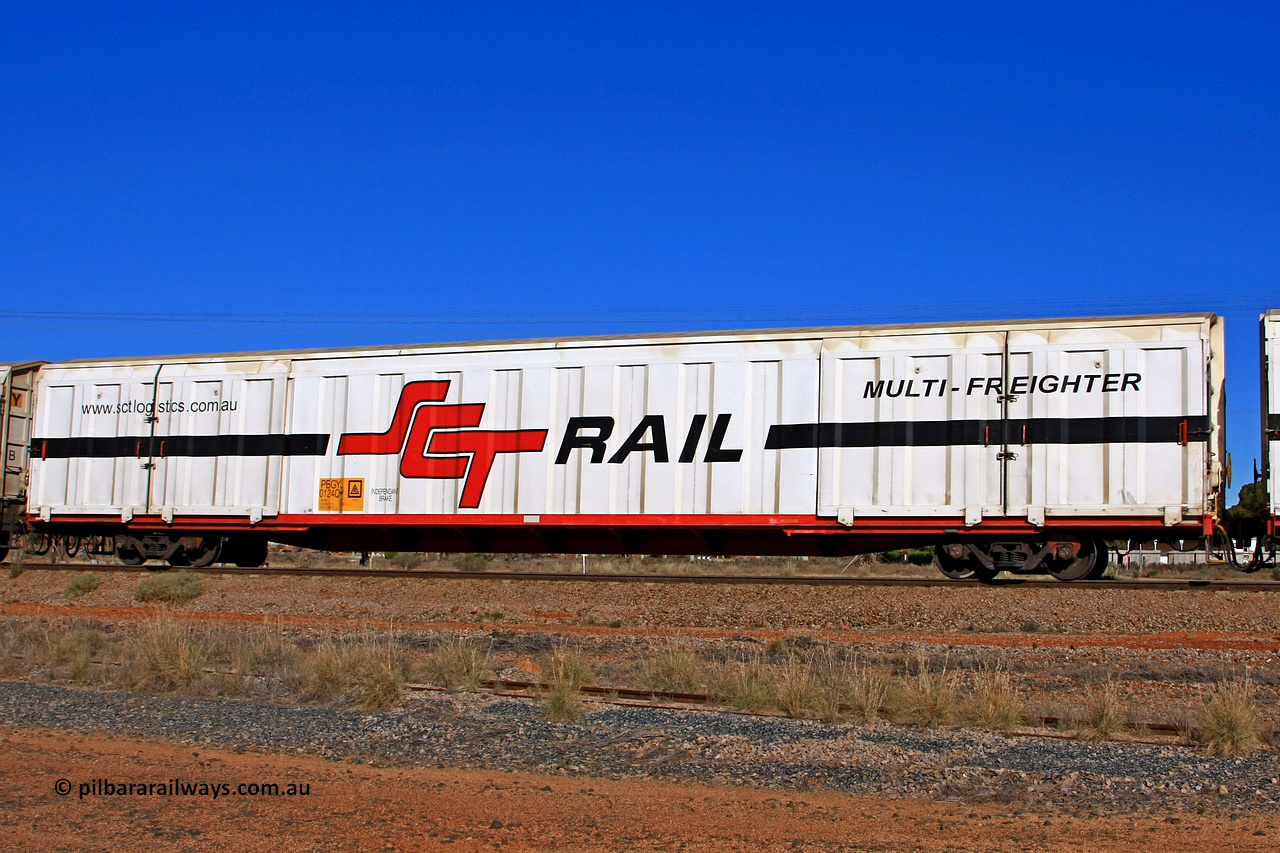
[3,725,1276,852]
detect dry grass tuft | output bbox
[416,637,488,689]
[299,639,347,701]
[1197,675,1260,756]
[40,623,108,681]
[773,655,819,719]
[962,667,1023,734]
[134,570,204,604]
[712,654,775,714]
[844,667,890,724]
[346,632,405,710]
[218,622,305,697]
[642,643,704,693]
[806,651,888,724]
[889,656,958,728]
[541,645,592,722]
[1078,680,1128,741]
[124,618,210,692]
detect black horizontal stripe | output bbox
[1268,413,1280,434]
[31,434,330,459]
[765,416,1211,449]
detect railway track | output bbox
[10,561,1280,591]
[415,679,1277,742]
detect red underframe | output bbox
[31,511,1211,537]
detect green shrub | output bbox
[452,553,491,572]
[135,571,204,604]
[880,550,905,563]
[65,573,101,599]
[388,551,425,570]
[906,549,934,566]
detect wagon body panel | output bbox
[25,314,1223,551]
[1265,310,1280,520]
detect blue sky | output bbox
[1,3,1276,490]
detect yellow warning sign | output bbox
[9,390,24,410]
[318,477,365,512]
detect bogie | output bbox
[936,537,1111,582]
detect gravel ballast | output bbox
[3,681,1278,818]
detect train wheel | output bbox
[1088,539,1112,579]
[936,549,979,579]
[232,537,268,568]
[186,538,221,568]
[64,536,82,558]
[936,549,1001,582]
[1048,537,1108,581]
[116,540,145,566]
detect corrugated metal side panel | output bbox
[26,315,1218,525]
[282,340,820,517]
[1267,312,1280,517]
[818,331,1004,517]
[1008,324,1208,516]
[30,365,154,514]
[817,320,1214,520]
[29,361,288,517]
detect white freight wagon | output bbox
[1265,309,1279,528]
[23,313,1225,579]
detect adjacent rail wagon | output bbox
[7,312,1245,581]
[1,362,40,562]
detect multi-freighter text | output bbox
[864,373,1142,399]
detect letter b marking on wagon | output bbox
[336,380,548,509]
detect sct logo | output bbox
[337,381,547,508]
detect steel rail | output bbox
[409,679,1278,741]
[8,562,1280,591]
